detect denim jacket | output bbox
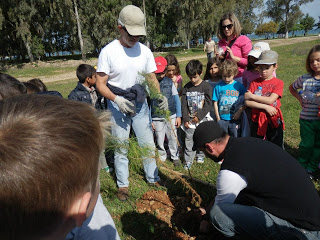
[68,82,107,111]
[151,76,176,118]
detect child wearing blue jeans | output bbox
[151,56,182,166]
[289,45,320,180]
[213,59,246,137]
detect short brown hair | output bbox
[0,94,109,238]
[218,12,242,40]
[220,59,238,77]
[0,73,26,100]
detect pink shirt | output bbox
[218,35,252,78]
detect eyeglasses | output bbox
[122,26,142,38]
[221,24,233,30]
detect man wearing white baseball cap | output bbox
[96,5,168,201]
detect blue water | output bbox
[164,28,320,48]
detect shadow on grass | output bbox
[121,211,183,240]
[284,141,299,159]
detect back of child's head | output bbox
[23,82,41,94]
[0,73,26,100]
[204,58,221,79]
[186,59,203,77]
[220,59,238,77]
[165,54,181,75]
[0,94,109,239]
[76,64,96,83]
[306,45,320,75]
[27,78,48,92]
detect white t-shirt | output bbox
[97,40,157,90]
[214,169,247,204]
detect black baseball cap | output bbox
[192,121,225,151]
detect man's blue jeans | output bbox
[210,203,320,239]
[108,99,160,188]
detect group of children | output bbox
[64,43,320,178]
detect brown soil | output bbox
[135,189,221,239]
[8,35,319,84]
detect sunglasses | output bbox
[122,26,143,38]
[221,24,233,30]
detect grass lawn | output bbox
[5,38,320,239]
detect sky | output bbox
[300,0,320,22]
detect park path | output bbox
[17,35,319,83]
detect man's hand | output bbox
[114,96,135,114]
[158,95,168,110]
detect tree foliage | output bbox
[0,0,262,61]
[265,0,313,39]
[300,13,315,35]
[255,21,278,39]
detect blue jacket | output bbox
[68,82,107,110]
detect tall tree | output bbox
[300,13,315,35]
[265,0,313,39]
[73,0,85,61]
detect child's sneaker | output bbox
[196,156,204,163]
[104,166,113,173]
[184,161,192,170]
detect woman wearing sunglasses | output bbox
[217,12,252,82]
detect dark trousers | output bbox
[251,121,284,149]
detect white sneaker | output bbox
[197,157,204,163]
[184,162,192,170]
[104,166,113,173]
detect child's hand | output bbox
[151,122,155,131]
[265,105,277,116]
[184,121,190,129]
[175,117,181,128]
[233,111,241,120]
[316,92,320,97]
[192,116,199,123]
[244,91,253,100]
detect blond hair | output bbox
[220,59,239,77]
[0,94,109,238]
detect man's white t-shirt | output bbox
[97,40,157,90]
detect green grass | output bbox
[4,65,76,79]
[5,38,320,239]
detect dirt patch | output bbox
[136,189,220,239]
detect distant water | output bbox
[164,28,320,48]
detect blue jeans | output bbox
[108,99,160,188]
[218,119,240,137]
[210,203,320,239]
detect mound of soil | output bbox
[136,190,219,239]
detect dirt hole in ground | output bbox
[136,190,219,240]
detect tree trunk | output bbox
[22,36,34,62]
[73,0,86,61]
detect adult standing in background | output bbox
[217,13,251,81]
[96,5,168,201]
[204,37,216,60]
